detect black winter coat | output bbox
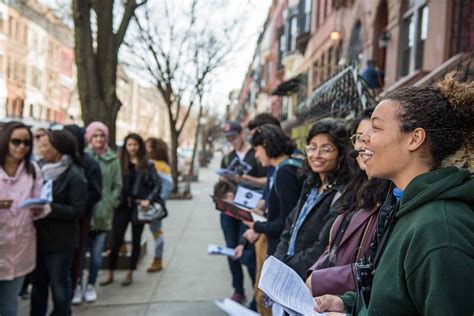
[273,178,345,278]
[35,164,88,252]
[253,164,303,255]
[83,153,102,215]
[121,161,162,208]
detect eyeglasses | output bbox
[10,138,32,147]
[350,133,363,146]
[305,144,336,156]
[92,134,106,138]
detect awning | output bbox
[271,76,302,96]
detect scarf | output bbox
[41,155,72,181]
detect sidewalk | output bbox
[20,154,253,316]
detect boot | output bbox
[121,270,133,286]
[147,257,163,273]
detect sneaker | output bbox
[71,285,82,305]
[229,292,246,304]
[84,284,97,303]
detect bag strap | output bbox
[273,158,303,197]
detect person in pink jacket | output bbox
[0,121,50,316]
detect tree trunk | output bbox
[73,0,138,147]
[189,103,203,176]
[170,127,180,193]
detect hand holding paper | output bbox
[19,180,53,208]
[258,256,327,316]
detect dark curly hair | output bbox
[250,124,295,158]
[247,113,281,131]
[338,109,392,213]
[384,73,473,168]
[304,119,350,187]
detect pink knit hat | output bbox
[85,121,109,142]
[85,121,110,155]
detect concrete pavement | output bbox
[20,154,254,315]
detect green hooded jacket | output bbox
[341,167,474,315]
[86,147,123,231]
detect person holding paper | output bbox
[218,121,265,305]
[305,109,391,297]
[0,122,51,316]
[31,128,88,316]
[315,76,474,315]
[271,119,349,278]
[220,121,266,190]
[213,180,257,306]
[242,124,304,257]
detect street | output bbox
[20,154,253,316]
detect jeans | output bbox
[31,250,73,316]
[0,275,25,316]
[109,207,145,270]
[149,219,164,258]
[80,231,107,286]
[71,212,91,291]
[220,213,256,294]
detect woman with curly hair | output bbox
[240,124,305,258]
[271,119,351,278]
[315,74,474,315]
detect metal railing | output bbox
[296,64,376,122]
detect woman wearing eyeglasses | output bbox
[0,122,50,316]
[31,129,88,316]
[304,109,391,296]
[272,119,350,279]
[315,75,473,315]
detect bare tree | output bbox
[126,0,244,191]
[72,0,146,144]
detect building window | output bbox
[304,0,312,33]
[400,0,428,76]
[278,30,285,65]
[8,17,13,36]
[266,60,272,84]
[315,0,320,28]
[320,52,326,81]
[290,16,298,52]
[327,46,334,78]
[312,61,319,89]
[348,21,363,64]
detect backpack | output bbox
[272,157,304,197]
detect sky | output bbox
[202,0,272,115]
[41,0,272,116]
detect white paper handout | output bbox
[19,180,53,208]
[233,186,263,209]
[215,298,260,316]
[208,244,235,257]
[258,256,326,316]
